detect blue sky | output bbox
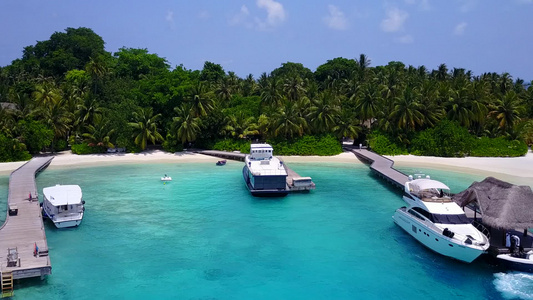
[1,0,532,81]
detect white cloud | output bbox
[166,11,175,30]
[458,0,477,13]
[323,5,348,30]
[396,35,414,44]
[229,5,251,27]
[381,7,408,32]
[454,22,467,35]
[256,0,286,27]
[198,10,210,20]
[230,1,286,30]
[405,0,430,10]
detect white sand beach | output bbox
[0,149,531,185]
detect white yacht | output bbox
[42,184,85,228]
[392,176,489,263]
[242,144,289,196]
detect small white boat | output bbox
[161,175,172,181]
[497,251,533,273]
[392,175,489,263]
[42,184,85,228]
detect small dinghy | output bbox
[216,160,227,166]
[161,174,172,181]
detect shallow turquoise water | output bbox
[0,161,530,299]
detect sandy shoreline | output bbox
[0,150,531,185]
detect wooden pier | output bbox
[344,146,408,190]
[198,150,245,161]
[0,157,53,280]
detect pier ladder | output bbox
[1,272,14,298]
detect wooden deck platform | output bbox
[281,160,316,192]
[0,157,53,279]
[344,146,408,190]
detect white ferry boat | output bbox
[242,144,289,196]
[42,184,85,228]
[392,176,489,263]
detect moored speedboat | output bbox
[392,176,489,263]
[42,184,85,228]
[243,144,289,197]
[161,175,172,181]
[496,251,533,273]
[216,160,227,166]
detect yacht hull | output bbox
[393,209,484,263]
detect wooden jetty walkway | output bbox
[198,150,315,192]
[343,145,408,190]
[198,150,245,161]
[0,157,53,282]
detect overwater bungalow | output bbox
[453,177,533,271]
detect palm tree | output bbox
[445,87,473,127]
[36,98,73,151]
[82,114,115,148]
[222,111,258,139]
[418,80,444,128]
[435,63,449,81]
[308,90,341,134]
[333,110,362,143]
[171,104,201,144]
[272,100,307,139]
[128,107,164,150]
[33,81,61,109]
[186,82,214,117]
[85,56,107,94]
[76,97,103,128]
[489,91,524,132]
[260,77,282,108]
[389,87,424,131]
[354,83,383,125]
[241,74,257,97]
[283,76,306,102]
[216,76,234,103]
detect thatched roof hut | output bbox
[453,177,533,229]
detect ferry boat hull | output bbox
[42,205,83,228]
[42,184,85,229]
[242,166,289,197]
[393,208,485,263]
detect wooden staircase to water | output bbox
[1,272,14,298]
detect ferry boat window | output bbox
[431,213,470,224]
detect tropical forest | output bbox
[0,27,532,162]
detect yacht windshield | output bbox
[432,213,470,224]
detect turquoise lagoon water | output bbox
[0,162,532,299]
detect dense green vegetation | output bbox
[0,27,532,162]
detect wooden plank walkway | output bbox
[198,150,246,161]
[344,146,408,190]
[0,157,53,279]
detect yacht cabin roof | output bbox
[409,179,450,191]
[43,184,83,206]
